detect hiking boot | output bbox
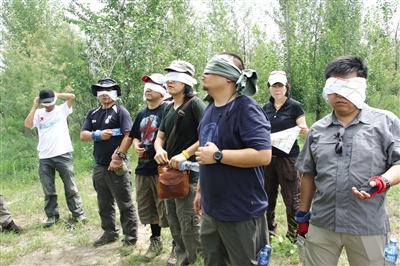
[93,235,118,247]
[44,216,59,228]
[144,236,163,260]
[2,220,22,233]
[72,215,88,224]
[121,237,137,246]
[167,242,177,266]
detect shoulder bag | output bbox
[157,97,195,199]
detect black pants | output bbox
[264,156,300,241]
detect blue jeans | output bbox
[38,153,84,218]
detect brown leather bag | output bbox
[157,164,189,199]
[157,97,195,199]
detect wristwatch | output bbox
[213,150,223,164]
[382,176,391,191]
[116,151,127,159]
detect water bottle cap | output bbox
[389,238,398,245]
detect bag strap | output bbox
[166,96,195,153]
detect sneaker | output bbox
[2,220,22,233]
[144,236,163,260]
[167,242,177,266]
[121,237,137,246]
[93,235,118,247]
[44,216,59,228]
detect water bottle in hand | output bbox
[385,238,399,264]
[258,244,271,265]
[179,161,199,172]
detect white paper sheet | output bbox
[270,126,301,154]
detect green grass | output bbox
[1,153,399,265]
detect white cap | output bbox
[268,71,287,85]
[141,73,165,85]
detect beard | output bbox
[202,85,209,92]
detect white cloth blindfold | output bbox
[322,77,366,109]
[41,96,58,106]
[163,72,197,87]
[143,83,166,100]
[97,90,118,101]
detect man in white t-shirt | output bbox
[24,89,86,228]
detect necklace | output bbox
[274,102,284,110]
[209,105,222,144]
[208,94,237,143]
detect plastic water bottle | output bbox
[258,244,271,265]
[179,161,199,172]
[385,238,399,264]
[111,128,122,136]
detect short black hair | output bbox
[325,56,368,79]
[218,52,244,70]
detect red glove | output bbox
[358,176,388,198]
[298,223,309,237]
[295,211,311,237]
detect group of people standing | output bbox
[3,54,398,266]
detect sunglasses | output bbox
[270,71,286,75]
[334,128,345,155]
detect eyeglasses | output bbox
[270,71,286,75]
[334,127,345,155]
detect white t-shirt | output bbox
[32,102,74,159]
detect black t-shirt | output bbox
[159,96,207,183]
[130,102,168,175]
[262,97,305,157]
[81,104,133,165]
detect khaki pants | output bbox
[200,211,269,266]
[0,195,12,227]
[165,183,202,265]
[303,225,387,266]
[135,174,168,227]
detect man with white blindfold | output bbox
[154,60,206,266]
[80,78,139,248]
[295,56,400,265]
[109,73,170,260]
[24,89,86,228]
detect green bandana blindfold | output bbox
[203,55,258,100]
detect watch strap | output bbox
[116,151,127,159]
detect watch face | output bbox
[214,150,222,161]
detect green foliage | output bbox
[269,235,299,264]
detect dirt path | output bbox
[8,221,172,266]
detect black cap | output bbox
[39,89,55,104]
[91,78,121,96]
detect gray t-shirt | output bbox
[296,104,400,235]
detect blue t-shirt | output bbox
[130,102,168,175]
[81,104,133,165]
[198,95,272,221]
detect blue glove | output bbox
[295,211,311,223]
[295,210,311,237]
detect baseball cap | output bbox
[141,73,165,85]
[91,78,121,96]
[164,60,195,77]
[268,71,287,86]
[39,89,55,104]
